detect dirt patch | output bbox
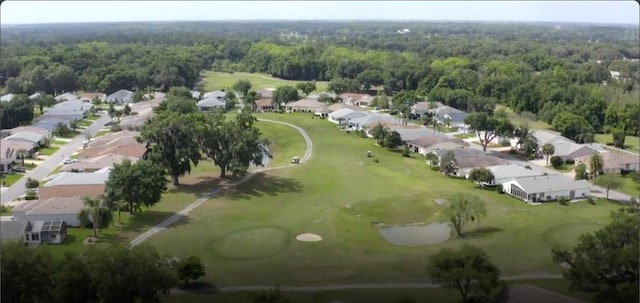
[83,236,98,245]
[296,233,323,242]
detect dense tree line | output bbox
[0,242,205,303]
[1,21,638,139]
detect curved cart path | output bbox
[130,118,312,247]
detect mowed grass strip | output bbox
[148,112,621,287]
[594,133,640,153]
[202,71,329,92]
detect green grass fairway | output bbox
[208,227,290,260]
[146,112,621,288]
[594,133,640,153]
[202,71,329,93]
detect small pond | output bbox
[378,222,451,246]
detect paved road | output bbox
[130,118,313,247]
[1,114,112,204]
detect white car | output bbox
[63,158,77,165]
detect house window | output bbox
[32,233,39,241]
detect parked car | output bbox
[12,166,25,173]
[63,158,77,165]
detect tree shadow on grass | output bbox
[121,211,191,233]
[168,176,225,196]
[219,172,304,201]
[464,227,503,238]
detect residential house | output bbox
[1,221,31,243]
[473,164,546,185]
[202,90,227,101]
[307,92,337,101]
[439,112,471,133]
[106,89,134,104]
[197,98,226,112]
[4,131,46,146]
[0,93,15,102]
[609,71,621,80]
[410,102,436,117]
[42,100,93,120]
[257,88,275,99]
[78,131,147,160]
[285,99,328,113]
[430,148,486,164]
[531,130,574,146]
[327,103,365,113]
[575,152,640,174]
[120,98,162,130]
[33,117,73,131]
[255,98,274,112]
[406,136,469,155]
[13,196,86,227]
[39,168,111,200]
[348,114,399,131]
[60,154,138,173]
[550,142,598,162]
[428,105,464,117]
[394,127,439,142]
[1,139,38,158]
[8,126,51,139]
[339,93,373,106]
[501,174,592,202]
[79,92,107,103]
[55,92,80,102]
[457,156,510,177]
[328,108,368,125]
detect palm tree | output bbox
[15,148,28,167]
[443,116,452,130]
[78,196,113,238]
[542,143,555,166]
[589,153,603,180]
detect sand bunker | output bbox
[378,222,451,246]
[296,233,323,242]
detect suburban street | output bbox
[1,114,112,205]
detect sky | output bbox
[1,1,638,25]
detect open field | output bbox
[202,71,329,93]
[142,112,620,289]
[594,133,640,154]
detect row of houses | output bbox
[1,129,150,244]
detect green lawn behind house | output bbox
[203,71,329,93]
[594,134,640,154]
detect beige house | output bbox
[285,99,328,113]
[575,152,640,174]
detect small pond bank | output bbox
[378,222,451,246]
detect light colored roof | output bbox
[197,98,225,108]
[10,126,50,136]
[432,147,485,159]
[552,142,596,158]
[79,131,146,159]
[0,221,29,239]
[533,130,574,145]
[407,135,465,149]
[327,103,365,112]
[4,131,44,144]
[45,170,111,187]
[0,93,15,102]
[286,99,327,109]
[426,141,470,152]
[429,105,464,116]
[50,100,93,113]
[107,89,134,102]
[411,102,432,112]
[350,114,399,127]
[1,139,36,151]
[576,152,640,171]
[396,128,438,141]
[61,154,138,172]
[203,91,226,99]
[339,93,371,101]
[486,164,546,181]
[191,91,201,99]
[79,92,106,101]
[507,174,592,193]
[257,88,275,98]
[457,155,510,169]
[29,92,44,100]
[329,108,356,119]
[55,92,79,102]
[20,196,86,216]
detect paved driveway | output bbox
[1,114,112,204]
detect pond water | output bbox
[378,222,451,246]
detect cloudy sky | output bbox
[1,1,638,25]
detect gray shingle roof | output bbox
[44,170,111,187]
[4,131,44,144]
[487,164,546,182]
[429,105,464,116]
[396,128,437,142]
[107,90,134,103]
[508,174,592,193]
[329,108,368,120]
[203,91,226,100]
[197,98,225,108]
[432,148,485,159]
[0,221,29,239]
[349,114,399,128]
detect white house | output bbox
[480,164,547,185]
[202,90,227,101]
[106,89,134,104]
[500,174,591,202]
[328,108,368,125]
[197,98,225,112]
[0,220,67,245]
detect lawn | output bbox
[94,129,111,137]
[615,174,639,199]
[0,173,24,187]
[78,120,93,127]
[594,133,640,153]
[38,146,60,156]
[495,104,552,130]
[51,139,68,146]
[0,205,12,216]
[144,112,620,289]
[202,71,329,93]
[454,133,476,139]
[56,130,81,139]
